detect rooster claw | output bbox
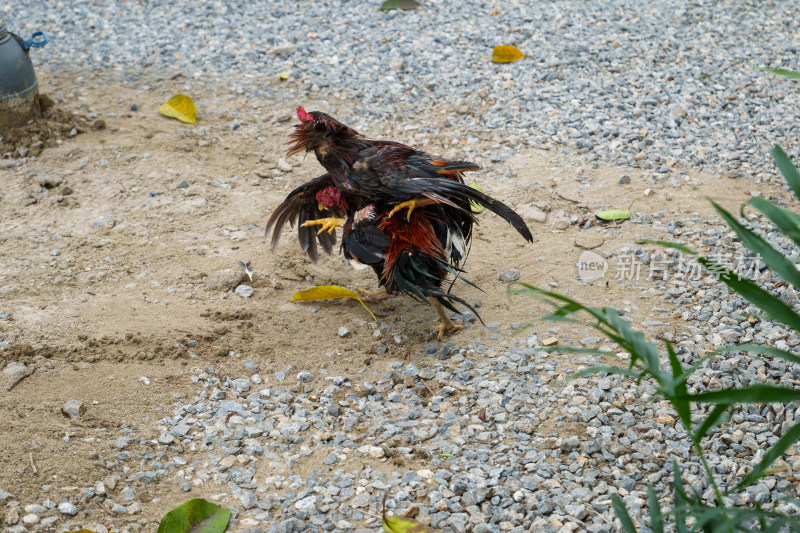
[387,198,436,220]
[301,217,346,235]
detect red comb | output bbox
[296,106,313,122]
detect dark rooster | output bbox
[265,107,533,337]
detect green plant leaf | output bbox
[671,462,689,533]
[611,494,638,533]
[760,67,800,80]
[773,145,800,201]
[156,498,230,533]
[380,0,420,10]
[685,384,800,404]
[745,197,800,250]
[715,343,800,367]
[711,200,800,291]
[693,404,730,444]
[733,420,800,491]
[665,341,691,430]
[596,209,631,221]
[646,486,664,533]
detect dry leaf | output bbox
[491,45,525,63]
[291,285,377,322]
[468,180,485,213]
[158,94,197,124]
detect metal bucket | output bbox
[0,18,49,136]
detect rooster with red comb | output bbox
[265,106,532,338]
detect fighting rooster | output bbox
[264,107,532,337]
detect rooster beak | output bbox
[318,202,325,212]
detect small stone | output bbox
[231,120,242,130]
[0,489,13,502]
[158,433,175,445]
[58,502,78,516]
[22,514,39,525]
[389,59,405,71]
[549,210,571,230]
[205,269,247,291]
[50,249,60,256]
[297,371,313,383]
[269,43,295,56]
[4,508,19,525]
[33,173,63,189]
[61,399,84,419]
[128,502,143,514]
[498,269,520,283]
[130,103,139,111]
[644,188,656,197]
[243,360,259,371]
[324,453,339,465]
[111,503,127,514]
[618,175,631,185]
[235,285,254,298]
[542,337,558,346]
[338,327,350,338]
[121,486,136,500]
[276,158,293,172]
[177,180,189,189]
[517,204,548,222]
[295,495,317,512]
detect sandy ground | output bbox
[0,72,789,530]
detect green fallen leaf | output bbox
[380,0,420,10]
[759,67,800,80]
[439,453,455,457]
[157,498,230,533]
[291,285,377,322]
[595,209,631,221]
[468,180,485,213]
[278,70,290,81]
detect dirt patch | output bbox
[0,94,101,159]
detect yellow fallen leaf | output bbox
[158,94,197,124]
[383,514,443,533]
[291,285,376,322]
[468,180,485,213]
[278,70,290,80]
[492,45,525,63]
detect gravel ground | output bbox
[11,0,800,180]
[5,1,800,532]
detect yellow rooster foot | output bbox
[433,320,464,340]
[357,288,392,303]
[301,217,346,235]
[387,198,436,220]
[430,297,464,339]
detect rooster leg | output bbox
[387,198,437,220]
[430,297,464,339]
[301,217,346,235]
[357,288,393,303]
